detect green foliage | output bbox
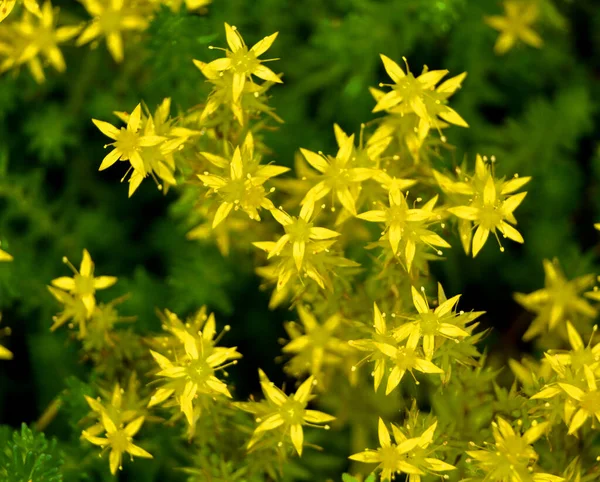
[0,424,64,482]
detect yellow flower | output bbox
[358,191,449,271]
[299,131,373,216]
[242,369,335,456]
[282,305,354,379]
[0,1,80,83]
[435,154,530,255]
[514,259,596,341]
[193,58,279,125]
[447,170,527,257]
[485,0,543,55]
[148,315,241,429]
[83,413,152,475]
[198,132,289,227]
[395,285,473,360]
[349,418,455,481]
[255,201,340,276]
[92,103,166,179]
[76,0,148,62]
[466,417,562,482]
[349,302,399,392]
[203,22,281,102]
[558,365,600,435]
[375,336,444,395]
[109,99,197,196]
[0,314,12,360]
[47,285,89,336]
[373,54,468,135]
[50,249,117,319]
[550,322,600,375]
[82,381,152,475]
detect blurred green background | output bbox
[0,0,599,479]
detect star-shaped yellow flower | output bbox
[358,191,448,271]
[299,133,373,216]
[76,0,148,62]
[282,305,354,379]
[83,413,152,475]
[349,418,455,481]
[93,104,165,177]
[558,365,600,435]
[448,174,527,257]
[203,22,282,102]
[514,259,596,341]
[394,285,471,360]
[242,369,335,456]
[375,336,444,395]
[485,0,543,55]
[466,417,560,482]
[373,54,468,135]
[50,249,117,318]
[148,321,241,428]
[0,1,80,83]
[198,132,289,227]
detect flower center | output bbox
[230,49,258,74]
[280,399,305,425]
[107,429,130,453]
[115,128,140,157]
[74,274,95,295]
[419,312,439,336]
[285,218,313,243]
[478,204,502,230]
[98,8,122,33]
[581,390,600,413]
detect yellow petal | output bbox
[255,413,284,432]
[92,119,119,140]
[124,416,145,437]
[148,388,174,407]
[336,187,356,215]
[51,276,76,291]
[290,423,304,456]
[386,366,404,395]
[212,202,233,228]
[232,72,245,101]
[472,225,489,257]
[380,54,405,83]
[349,450,381,463]
[304,410,335,424]
[224,23,243,51]
[411,286,428,314]
[127,443,153,459]
[107,32,124,63]
[378,418,391,448]
[94,276,117,289]
[109,448,122,475]
[250,32,278,57]
[292,241,305,271]
[293,376,314,404]
[99,148,122,171]
[300,148,329,173]
[252,64,282,83]
[568,408,588,434]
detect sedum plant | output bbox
[0,1,599,481]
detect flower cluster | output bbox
[29,14,598,482]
